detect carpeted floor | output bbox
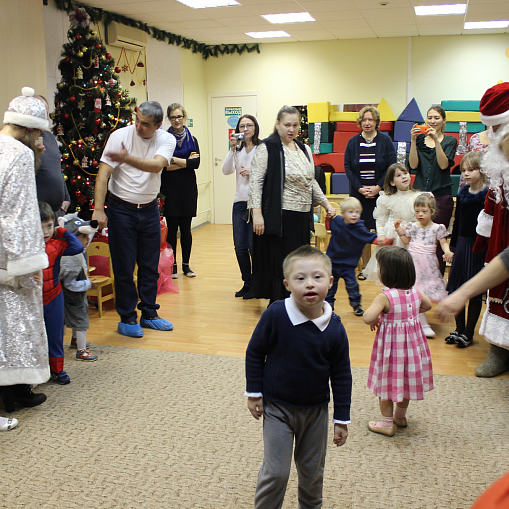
[1,345,509,509]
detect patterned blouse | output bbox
[248,142,326,212]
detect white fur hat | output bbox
[3,87,48,130]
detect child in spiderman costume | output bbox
[39,201,83,384]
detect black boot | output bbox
[2,385,47,413]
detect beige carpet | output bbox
[1,345,509,509]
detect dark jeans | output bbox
[107,197,161,323]
[434,194,454,276]
[165,215,193,266]
[232,201,253,286]
[326,266,361,310]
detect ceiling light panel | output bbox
[245,30,291,38]
[175,0,240,8]
[261,12,315,24]
[464,20,509,29]
[414,4,467,16]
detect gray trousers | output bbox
[254,400,328,509]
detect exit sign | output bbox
[225,107,242,116]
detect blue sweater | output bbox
[326,216,377,268]
[245,301,352,421]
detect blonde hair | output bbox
[283,245,332,279]
[356,106,380,130]
[340,197,362,213]
[460,151,486,185]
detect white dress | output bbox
[364,190,418,284]
[0,134,50,385]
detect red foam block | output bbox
[333,131,352,153]
[313,152,344,172]
[335,121,394,132]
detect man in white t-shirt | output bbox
[92,101,176,338]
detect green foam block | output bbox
[441,100,480,111]
[310,143,333,154]
[445,122,485,133]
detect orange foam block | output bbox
[313,152,344,173]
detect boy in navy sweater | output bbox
[245,245,352,509]
[326,197,385,316]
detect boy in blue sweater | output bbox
[245,245,352,509]
[326,197,385,316]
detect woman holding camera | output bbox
[160,103,200,278]
[222,115,261,298]
[407,105,457,274]
[248,105,336,304]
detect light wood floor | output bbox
[80,223,508,378]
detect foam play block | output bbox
[335,121,394,132]
[325,171,332,194]
[310,143,333,154]
[451,174,461,197]
[377,98,397,121]
[398,98,424,123]
[444,122,485,133]
[453,153,464,169]
[313,152,345,173]
[443,132,474,144]
[307,102,330,123]
[393,141,410,153]
[445,111,481,123]
[308,122,336,143]
[331,173,349,194]
[329,111,359,122]
[333,131,352,153]
[393,121,415,143]
[441,100,480,111]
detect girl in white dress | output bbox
[364,163,419,284]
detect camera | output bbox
[414,124,430,134]
[232,132,245,141]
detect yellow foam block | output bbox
[325,172,331,194]
[377,98,397,121]
[307,102,330,123]
[329,111,359,122]
[445,111,481,122]
[329,104,338,114]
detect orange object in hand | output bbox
[414,124,429,134]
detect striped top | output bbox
[358,137,377,185]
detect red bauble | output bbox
[95,43,101,49]
[130,80,135,87]
[117,93,121,98]
[69,96,76,102]
[95,118,101,125]
[97,80,103,85]
[115,67,121,73]
[106,53,112,59]
[64,113,70,120]
[75,34,82,40]
[65,57,71,63]
[70,179,76,185]
[75,190,81,196]
[92,160,98,167]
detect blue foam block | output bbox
[398,98,424,123]
[331,173,350,194]
[441,100,480,112]
[393,141,410,153]
[393,121,414,143]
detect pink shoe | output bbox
[368,421,395,436]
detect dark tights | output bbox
[455,299,483,340]
[166,216,193,266]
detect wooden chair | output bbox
[312,222,329,252]
[86,242,115,317]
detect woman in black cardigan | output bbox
[160,103,200,278]
[344,106,396,275]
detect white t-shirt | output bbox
[101,124,176,203]
[221,146,258,203]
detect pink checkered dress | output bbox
[367,287,434,402]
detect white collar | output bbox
[284,294,332,332]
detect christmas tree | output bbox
[52,7,136,217]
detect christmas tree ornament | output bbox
[58,82,65,89]
[69,96,76,102]
[94,98,102,113]
[65,57,71,63]
[77,99,85,110]
[137,62,144,67]
[95,44,101,49]
[115,67,121,73]
[73,159,80,165]
[75,206,81,212]
[77,51,84,58]
[63,152,70,159]
[63,113,70,120]
[105,95,111,106]
[81,46,88,53]
[101,122,106,128]
[57,124,64,135]
[106,53,112,59]
[130,80,135,87]
[108,78,117,87]
[95,118,101,125]
[91,31,96,36]
[70,179,76,185]
[92,160,98,167]
[82,156,89,168]
[63,174,68,181]
[76,67,83,79]
[115,102,120,108]
[75,34,82,40]
[94,56,99,68]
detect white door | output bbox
[210,94,259,224]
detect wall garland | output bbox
[45,0,261,60]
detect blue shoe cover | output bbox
[118,322,144,338]
[140,317,174,331]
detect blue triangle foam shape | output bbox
[398,98,424,123]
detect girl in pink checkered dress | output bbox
[363,246,434,437]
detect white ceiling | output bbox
[80,0,509,45]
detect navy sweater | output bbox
[245,301,352,421]
[326,216,377,268]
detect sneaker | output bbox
[172,264,178,279]
[69,337,91,349]
[51,371,71,385]
[76,349,98,361]
[445,331,460,344]
[183,264,196,278]
[235,284,251,298]
[118,322,144,338]
[354,305,364,316]
[422,326,436,338]
[456,334,473,348]
[140,315,174,331]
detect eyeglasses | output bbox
[239,124,254,129]
[169,115,184,120]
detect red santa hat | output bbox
[479,82,509,126]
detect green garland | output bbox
[45,0,260,60]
